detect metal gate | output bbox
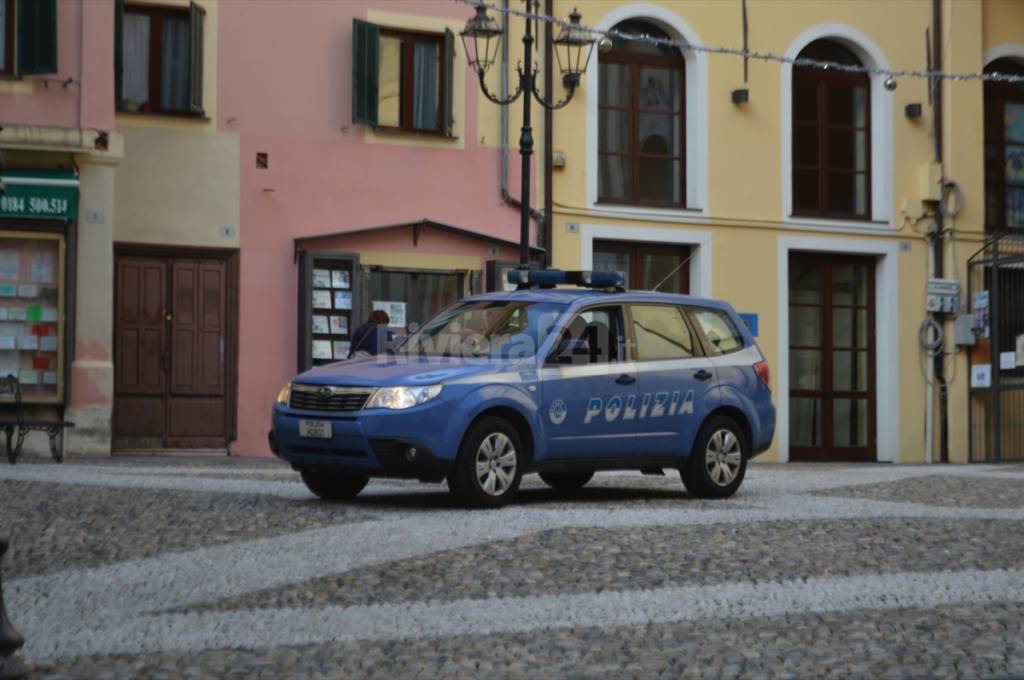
[967,233,1024,462]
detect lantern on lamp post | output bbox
[461,2,595,268]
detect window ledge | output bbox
[588,202,708,221]
[116,109,210,122]
[371,126,458,141]
[785,215,893,232]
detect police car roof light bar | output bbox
[506,269,626,291]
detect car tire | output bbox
[448,416,525,508]
[300,468,369,501]
[539,471,594,490]
[681,415,748,499]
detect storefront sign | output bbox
[0,170,79,220]
[738,313,759,337]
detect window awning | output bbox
[0,168,79,221]
[293,218,545,261]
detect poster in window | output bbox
[329,315,348,335]
[312,340,333,360]
[311,315,329,334]
[312,268,332,288]
[334,291,352,310]
[17,284,38,298]
[312,289,332,309]
[332,270,350,289]
[333,341,351,359]
[30,253,54,284]
[372,301,406,329]
[0,251,19,281]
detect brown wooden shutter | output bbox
[189,2,206,116]
[114,0,124,105]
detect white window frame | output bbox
[776,235,900,463]
[580,223,712,298]
[781,24,893,231]
[586,3,708,222]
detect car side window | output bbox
[691,307,744,354]
[549,305,624,365]
[631,304,694,361]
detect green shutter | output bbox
[17,0,58,75]
[189,2,206,116]
[114,0,124,105]
[352,19,379,126]
[444,28,455,137]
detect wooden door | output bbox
[114,254,230,449]
[167,259,227,446]
[114,257,168,446]
[788,253,876,462]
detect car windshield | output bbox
[399,300,568,358]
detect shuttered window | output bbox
[1,0,58,77]
[0,0,12,76]
[352,19,456,137]
[115,1,205,117]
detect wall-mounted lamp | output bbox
[905,103,922,119]
[731,88,749,105]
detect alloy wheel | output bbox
[705,429,742,487]
[475,432,517,496]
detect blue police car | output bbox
[269,270,775,508]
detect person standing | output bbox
[349,310,393,358]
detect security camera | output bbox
[598,37,613,53]
[884,77,898,91]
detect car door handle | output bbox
[615,374,637,385]
[694,369,713,381]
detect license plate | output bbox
[299,420,332,439]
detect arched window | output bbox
[984,57,1024,232]
[792,40,870,219]
[598,21,685,206]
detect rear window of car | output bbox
[631,304,694,361]
[690,307,744,355]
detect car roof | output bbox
[462,288,734,311]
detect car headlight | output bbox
[276,383,291,405]
[365,385,443,410]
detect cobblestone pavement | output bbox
[1,458,1023,679]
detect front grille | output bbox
[289,386,372,413]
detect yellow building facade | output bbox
[472,0,1024,464]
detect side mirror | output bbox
[551,338,590,365]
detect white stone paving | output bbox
[2,461,1023,663]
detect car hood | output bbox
[293,355,530,388]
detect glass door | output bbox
[789,253,875,461]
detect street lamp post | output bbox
[461,2,595,269]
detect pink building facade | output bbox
[221,1,536,455]
[3,0,539,457]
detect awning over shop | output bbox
[293,218,546,261]
[0,168,79,221]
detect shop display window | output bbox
[0,231,66,403]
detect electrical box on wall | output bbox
[926,278,960,314]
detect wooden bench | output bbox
[0,375,74,464]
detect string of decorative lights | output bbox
[451,0,1024,84]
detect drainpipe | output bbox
[932,0,949,463]
[542,0,554,268]
[500,0,544,258]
